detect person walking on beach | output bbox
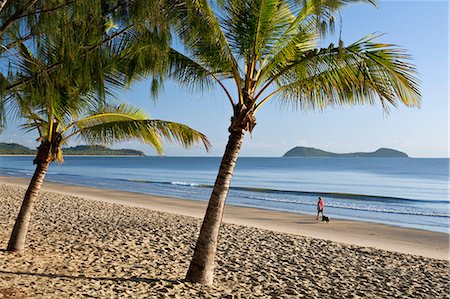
[316,197,324,220]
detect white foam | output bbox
[170,181,200,187]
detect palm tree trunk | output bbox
[185,127,245,285]
[6,160,49,253]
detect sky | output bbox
[1,0,448,158]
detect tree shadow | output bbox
[295,221,320,224]
[0,269,178,285]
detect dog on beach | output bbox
[322,215,330,223]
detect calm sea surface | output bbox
[0,156,448,233]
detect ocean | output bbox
[0,156,448,233]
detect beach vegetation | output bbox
[165,0,421,285]
[1,1,210,252]
[0,0,174,128]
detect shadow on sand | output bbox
[294,221,321,224]
[0,269,178,285]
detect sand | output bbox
[0,179,449,298]
[1,176,448,261]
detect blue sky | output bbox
[1,0,448,157]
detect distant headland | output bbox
[0,143,145,156]
[283,147,409,158]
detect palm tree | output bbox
[3,35,209,252]
[165,0,421,285]
[0,0,171,123]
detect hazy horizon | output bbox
[2,141,450,158]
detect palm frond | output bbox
[0,73,9,130]
[168,48,235,105]
[257,21,318,87]
[68,103,210,155]
[168,48,216,91]
[264,34,420,112]
[114,28,171,87]
[165,0,239,86]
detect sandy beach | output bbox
[0,177,449,298]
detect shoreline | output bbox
[2,182,448,298]
[1,175,448,260]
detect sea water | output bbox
[0,156,448,233]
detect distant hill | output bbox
[0,143,34,155]
[62,145,145,156]
[283,147,409,158]
[0,143,145,156]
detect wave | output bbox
[170,181,200,187]
[231,186,450,204]
[121,178,207,188]
[113,178,449,217]
[3,169,34,176]
[233,194,449,217]
[2,166,443,205]
[118,178,448,204]
[2,171,447,217]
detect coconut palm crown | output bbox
[0,0,172,128]
[165,0,421,285]
[3,36,209,252]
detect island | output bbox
[0,143,145,156]
[283,147,409,158]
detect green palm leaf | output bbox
[263,34,420,111]
[168,49,216,92]
[67,103,210,155]
[2,5,210,162]
[166,0,242,98]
